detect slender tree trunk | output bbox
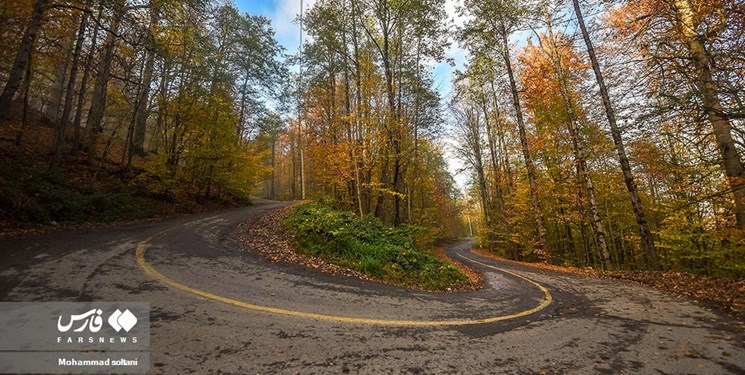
[542,13,611,269]
[366,1,403,225]
[673,0,745,228]
[51,12,88,170]
[237,74,248,139]
[489,80,514,194]
[291,126,297,198]
[486,80,518,254]
[270,140,277,198]
[73,5,102,154]
[298,0,306,200]
[572,0,659,267]
[153,58,170,154]
[383,25,402,226]
[130,0,161,162]
[562,209,577,265]
[350,0,365,215]
[47,33,74,123]
[0,0,49,119]
[409,38,423,224]
[480,88,505,215]
[466,109,491,225]
[15,56,34,145]
[341,6,364,216]
[498,19,549,257]
[84,2,124,160]
[123,54,145,165]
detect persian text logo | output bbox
[57,309,103,333]
[57,309,138,333]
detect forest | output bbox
[0,0,743,278]
[449,0,744,276]
[0,0,285,222]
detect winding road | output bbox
[1,200,743,374]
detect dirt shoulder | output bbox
[473,248,744,318]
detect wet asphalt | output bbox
[1,199,743,374]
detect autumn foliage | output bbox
[453,0,744,277]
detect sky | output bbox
[234,0,471,189]
[233,0,467,97]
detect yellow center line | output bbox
[136,226,553,326]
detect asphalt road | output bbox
[1,199,743,374]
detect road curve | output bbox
[1,200,743,374]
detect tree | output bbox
[459,0,549,257]
[536,6,611,268]
[671,0,745,228]
[450,84,491,225]
[83,0,125,159]
[0,0,49,119]
[129,0,162,164]
[257,113,286,199]
[607,0,745,228]
[51,8,88,170]
[570,0,659,266]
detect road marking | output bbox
[136,226,553,326]
[453,252,553,303]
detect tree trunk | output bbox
[341,4,364,216]
[673,0,745,228]
[237,74,249,139]
[350,0,365,216]
[466,109,491,225]
[480,87,505,215]
[489,80,514,194]
[572,0,659,267]
[51,12,88,170]
[130,0,161,161]
[271,140,277,199]
[0,0,49,119]
[542,12,611,269]
[498,19,549,257]
[73,4,102,154]
[84,2,124,160]
[15,55,34,145]
[46,35,73,123]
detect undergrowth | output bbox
[284,201,469,291]
[0,119,250,228]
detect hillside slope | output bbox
[0,112,250,231]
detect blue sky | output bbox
[233,0,467,100]
[234,0,302,53]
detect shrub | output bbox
[285,201,468,291]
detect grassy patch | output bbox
[284,201,469,291]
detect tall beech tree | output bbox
[570,0,659,267]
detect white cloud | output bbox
[270,0,318,53]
